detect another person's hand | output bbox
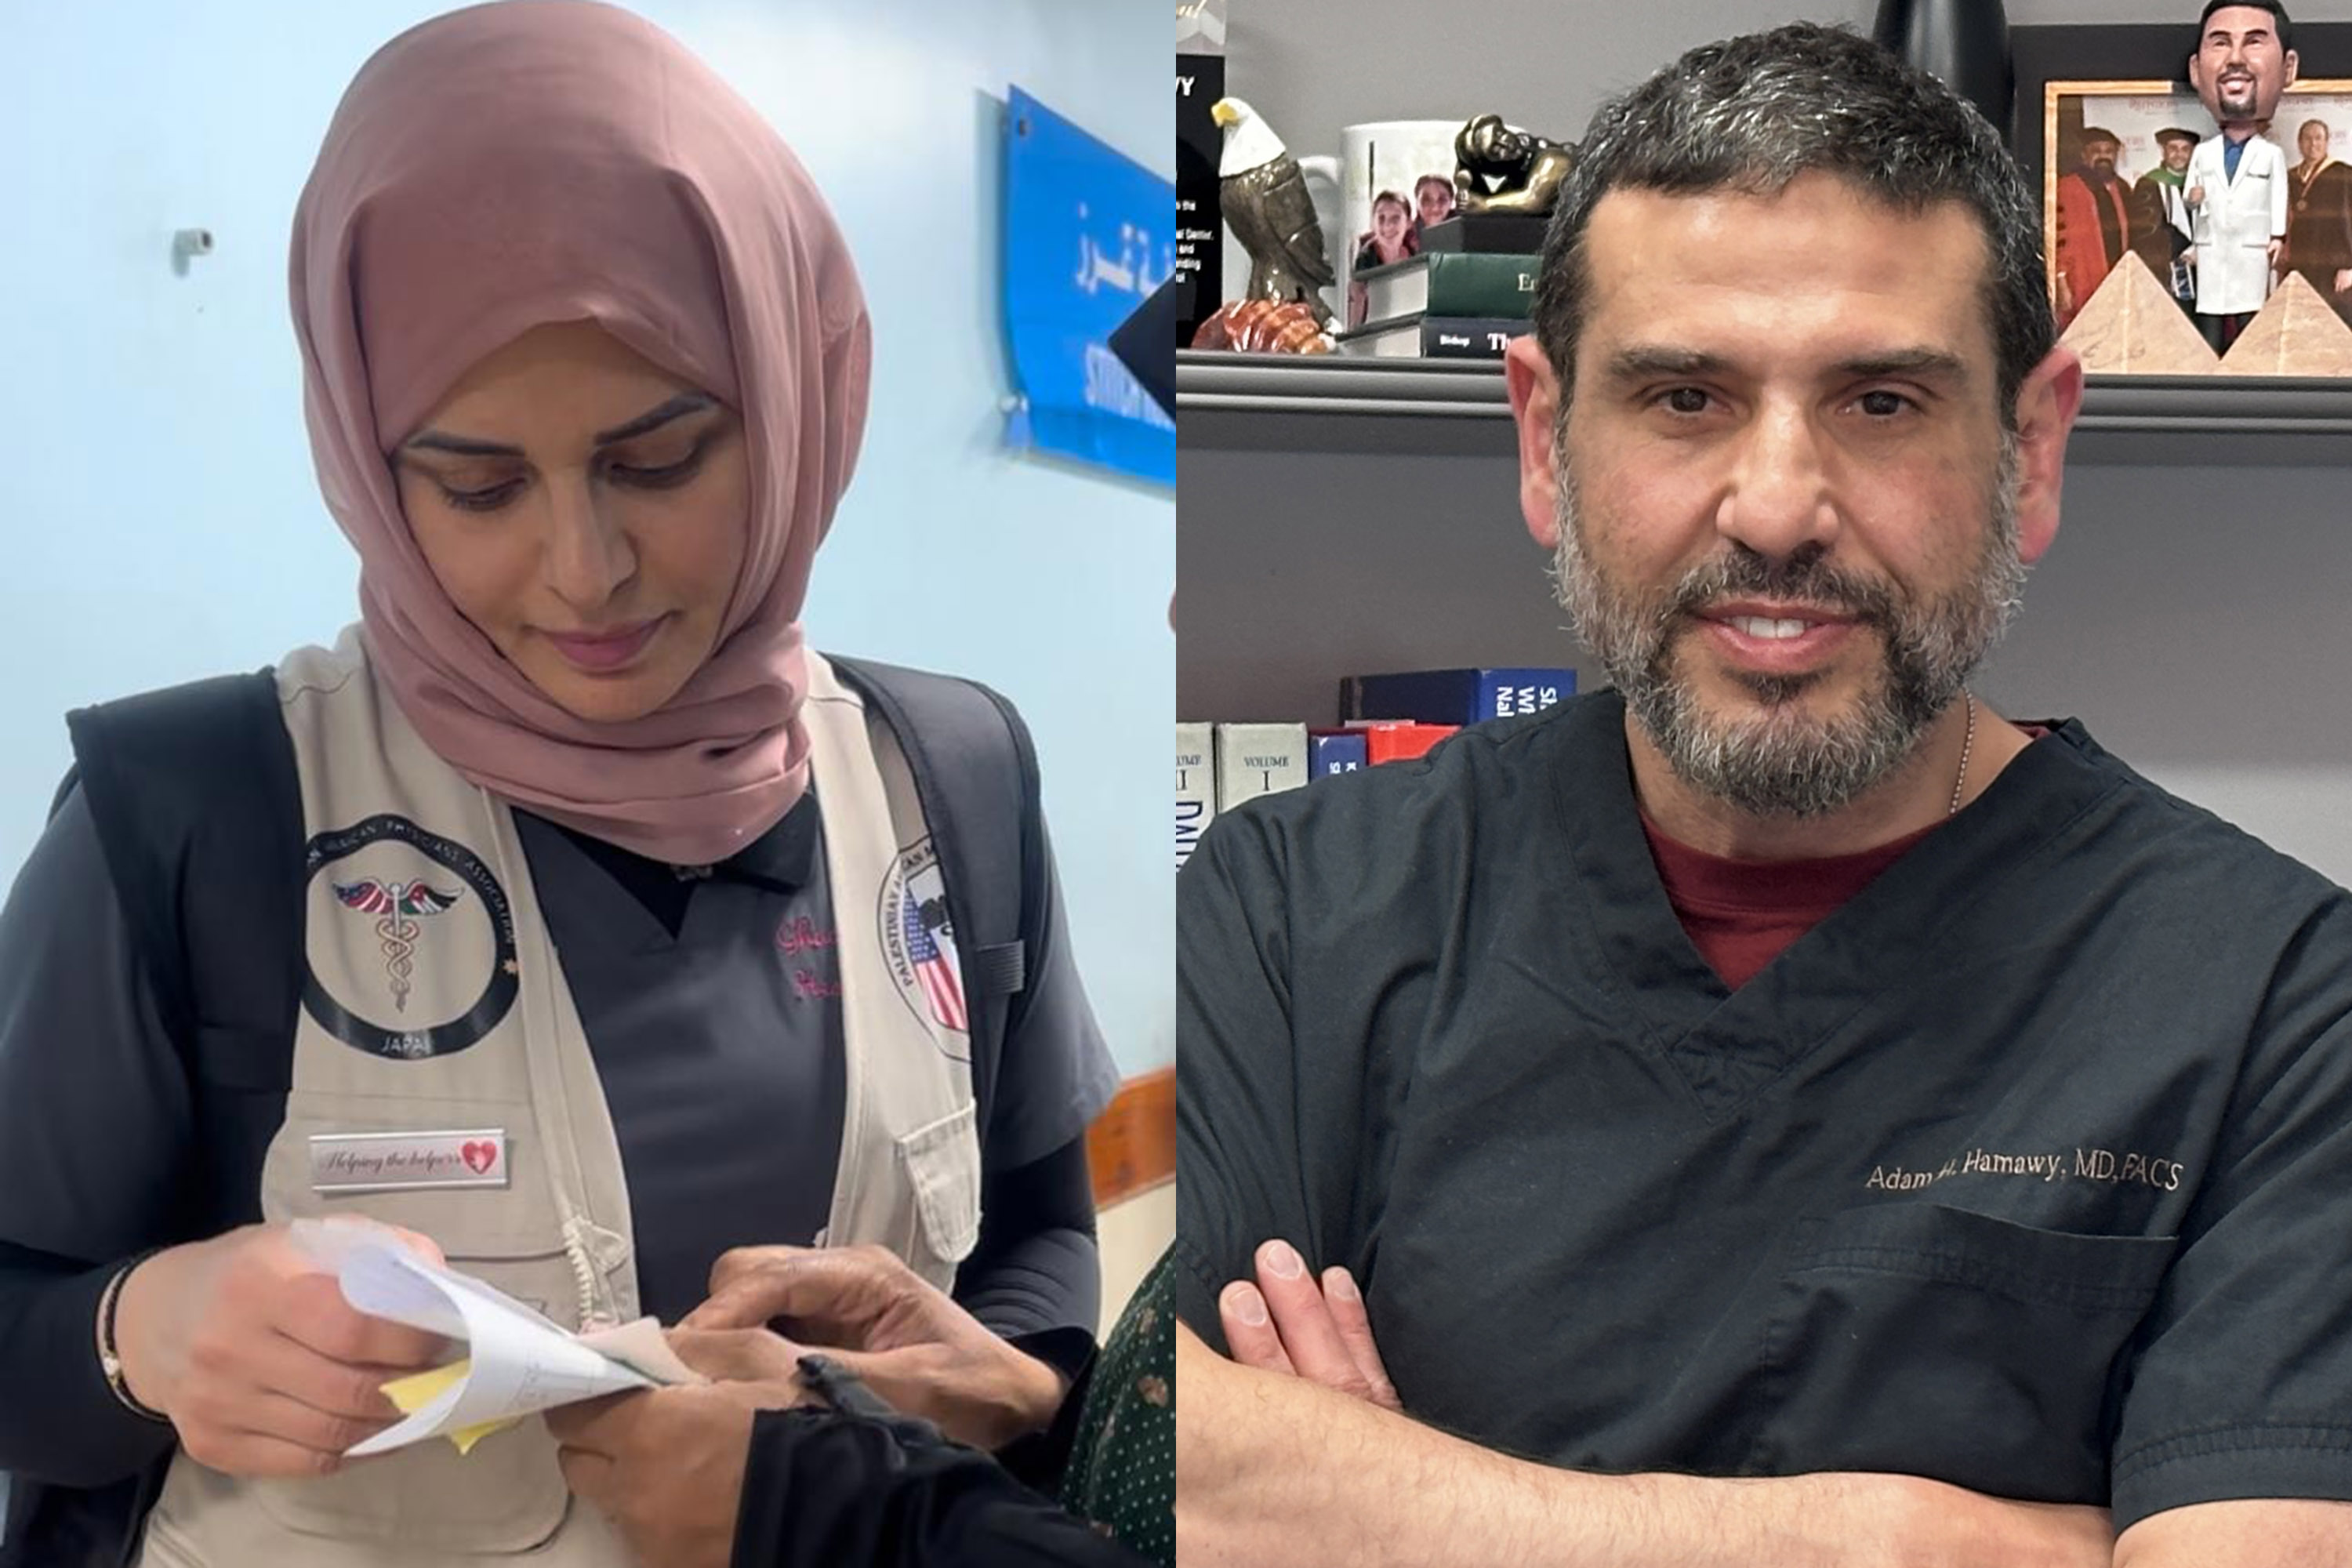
[685,1243,1065,1450]
[2270,237,2287,267]
[1217,1239,1400,1413]
[2332,267,2351,294]
[550,1341,805,1568]
[2187,183,2206,207]
[111,1221,448,1477]
[2054,276,2074,318]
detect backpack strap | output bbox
[824,655,1036,1139]
[13,673,299,1568]
[60,671,305,1069]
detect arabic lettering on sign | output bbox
[1002,85,1175,487]
[1073,212,1175,299]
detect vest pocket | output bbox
[247,1107,585,1552]
[896,1102,982,1277]
[245,1419,572,1552]
[1749,1203,2175,1502]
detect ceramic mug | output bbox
[1297,119,1465,328]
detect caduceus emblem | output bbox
[333,879,464,1014]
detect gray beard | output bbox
[1548,437,2026,819]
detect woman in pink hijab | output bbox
[0,6,1116,1565]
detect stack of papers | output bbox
[292,1220,700,1455]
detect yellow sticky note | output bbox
[379,1360,518,1456]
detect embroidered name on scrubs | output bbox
[778,915,842,1000]
[776,916,837,955]
[1865,1145,2190,1192]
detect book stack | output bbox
[1177,668,1579,858]
[1336,216,1544,361]
[1341,666,1575,725]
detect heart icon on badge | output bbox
[459,1140,497,1175]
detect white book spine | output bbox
[1176,723,1217,872]
[1214,723,1310,810]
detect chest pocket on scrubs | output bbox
[1748,1203,2175,1503]
[896,1101,982,1281]
[241,1097,579,1553]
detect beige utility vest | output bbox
[138,632,981,1567]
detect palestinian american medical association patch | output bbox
[878,837,970,1051]
[302,814,519,1061]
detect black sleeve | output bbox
[953,1131,1100,1483]
[952,743,1120,1358]
[729,1407,1152,1568]
[1171,810,1312,1353]
[0,789,190,1483]
[954,1133,1099,1360]
[988,805,1121,1172]
[2108,896,2352,1530]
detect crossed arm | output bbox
[1174,1247,2352,1568]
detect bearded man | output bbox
[1174,22,2352,1568]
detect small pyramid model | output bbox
[2058,254,2220,374]
[2220,270,2352,375]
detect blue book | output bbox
[1308,730,1368,777]
[1342,667,1577,726]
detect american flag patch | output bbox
[901,889,967,1033]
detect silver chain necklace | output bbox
[1948,692,1977,818]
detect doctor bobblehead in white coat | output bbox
[2183,2,2299,344]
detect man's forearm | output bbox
[1176,1324,1844,1568]
[1174,1325,2106,1568]
[2114,1498,2352,1566]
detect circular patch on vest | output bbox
[301,815,518,1060]
[877,837,971,1055]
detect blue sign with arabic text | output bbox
[1001,86,1174,488]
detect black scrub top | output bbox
[1177,690,2352,1531]
[518,797,842,1323]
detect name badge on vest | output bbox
[309,1129,510,1192]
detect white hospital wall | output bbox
[0,0,1174,1073]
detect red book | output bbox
[1352,720,1459,764]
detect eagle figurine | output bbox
[1211,97,1334,326]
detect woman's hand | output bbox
[112,1221,448,1477]
[684,1243,1065,1450]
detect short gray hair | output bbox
[1530,24,2054,421]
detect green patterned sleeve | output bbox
[1058,1248,1176,1567]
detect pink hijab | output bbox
[289,0,871,865]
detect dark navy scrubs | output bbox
[1178,690,2352,1530]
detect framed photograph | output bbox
[2042,82,2352,321]
[2014,24,2352,372]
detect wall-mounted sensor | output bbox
[171,228,214,276]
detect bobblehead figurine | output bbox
[2183,2,2299,350]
